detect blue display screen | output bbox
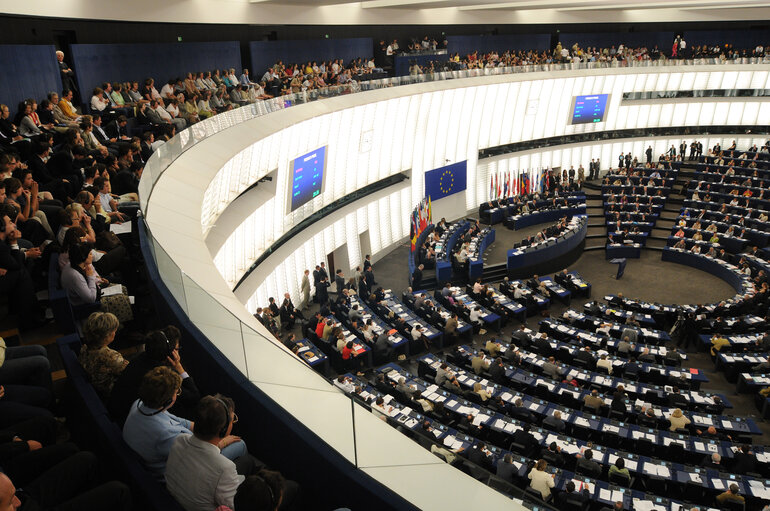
[571,94,609,124]
[290,146,326,212]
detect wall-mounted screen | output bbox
[570,94,609,124]
[289,146,327,212]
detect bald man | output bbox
[0,473,21,510]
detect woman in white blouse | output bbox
[528,459,555,499]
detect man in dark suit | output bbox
[334,269,345,294]
[488,357,506,383]
[510,398,536,423]
[575,346,596,369]
[318,262,329,282]
[511,325,531,348]
[576,449,602,478]
[27,142,73,202]
[495,453,517,483]
[646,146,653,164]
[542,410,566,433]
[731,445,756,474]
[667,386,688,409]
[411,264,424,290]
[555,480,590,508]
[466,443,494,471]
[512,423,539,457]
[105,115,130,141]
[533,333,552,357]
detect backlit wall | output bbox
[202,66,770,308]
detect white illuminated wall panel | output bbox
[198,66,770,308]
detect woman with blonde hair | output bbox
[78,311,128,397]
[668,408,691,432]
[527,459,555,499]
[473,382,492,402]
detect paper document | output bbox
[110,222,132,234]
[100,284,123,297]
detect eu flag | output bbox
[424,161,467,201]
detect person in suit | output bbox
[334,269,345,294]
[731,445,756,475]
[105,115,131,141]
[583,389,604,411]
[576,448,602,478]
[617,336,633,356]
[611,385,628,414]
[575,346,596,369]
[541,441,564,467]
[512,423,539,456]
[646,145,653,164]
[488,357,506,383]
[620,325,638,344]
[511,325,532,349]
[495,453,517,482]
[637,348,655,363]
[300,269,311,311]
[542,410,565,433]
[533,333,552,357]
[716,483,745,506]
[412,264,424,290]
[555,480,590,508]
[510,398,536,423]
[667,386,688,409]
[542,356,563,380]
[315,277,330,305]
[466,443,494,471]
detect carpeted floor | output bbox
[369,215,770,443]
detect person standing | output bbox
[646,145,653,164]
[300,269,310,311]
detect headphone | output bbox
[158,330,175,358]
[215,397,232,438]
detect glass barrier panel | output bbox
[180,273,248,376]
[151,237,188,316]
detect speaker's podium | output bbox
[609,258,627,280]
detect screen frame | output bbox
[286,145,329,214]
[569,93,611,125]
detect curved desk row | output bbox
[482,194,585,225]
[409,224,435,278]
[468,228,495,279]
[435,221,470,282]
[506,216,587,272]
[661,247,752,295]
[505,204,587,230]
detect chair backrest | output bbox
[48,253,77,334]
[719,498,746,511]
[487,475,516,497]
[608,471,631,485]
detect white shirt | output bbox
[154,105,172,122]
[160,84,176,98]
[470,309,482,323]
[98,191,114,213]
[166,434,244,511]
[90,95,109,112]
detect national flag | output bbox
[410,211,417,251]
[427,196,432,223]
[503,173,508,197]
[496,173,502,198]
[490,173,494,200]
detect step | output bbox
[586,233,607,239]
[648,235,671,241]
[645,246,665,252]
[584,245,606,251]
[587,223,607,228]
